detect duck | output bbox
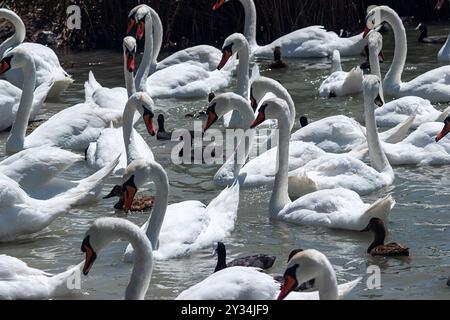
[128,5,235,99]
[438,33,450,62]
[318,50,363,98]
[214,242,276,273]
[0,255,82,300]
[416,23,447,44]
[0,157,118,242]
[269,46,288,69]
[299,116,308,127]
[156,114,172,140]
[212,0,366,58]
[81,217,153,300]
[360,218,409,256]
[365,6,450,102]
[0,48,127,155]
[106,160,239,261]
[177,249,361,300]
[103,185,155,212]
[0,9,73,98]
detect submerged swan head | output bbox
[0,47,33,76]
[127,4,151,40]
[204,92,251,131]
[277,249,337,300]
[218,33,248,70]
[123,36,137,73]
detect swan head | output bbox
[367,31,384,62]
[436,116,450,142]
[250,97,289,129]
[212,0,230,10]
[128,92,156,136]
[218,33,248,70]
[127,4,151,40]
[364,6,383,37]
[204,92,249,132]
[123,36,137,73]
[363,75,384,107]
[277,249,331,300]
[0,47,32,75]
[250,77,283,111]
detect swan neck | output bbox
[236,44,250,98]
[240,0,258,49]
[7,60,35,154]
[316,260,339,300]
[0,10,26,57]
[135,14,154,92]
[124,55,136,97]
[150,8,163,70]
[214,247,227,272]
[122,101,137,165]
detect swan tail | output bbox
[288,172,318,199]
[337,277,363,300]
[437,106,450,122]
[84,71,102,103]
[381,115,415,144]
[363,194,396,226]
[47,76,74,99]
[48,262,83,298]
[341,67,363,95]
[330,50,343,73]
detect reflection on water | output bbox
[1,24,449,300]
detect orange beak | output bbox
[250,111,266,129]
[277,275,298,300]
[217,50,232,70]
[127,19,136,35]
[136,21,145,40]
[436,122,450,142]
[0,60,11,75]
[124,184,138,213]
[126,52,135,73]
[143,114,156,136]
[212,0,226,10]
[363,26,371,38]
[204,111,218,132]
[378,50,385,63]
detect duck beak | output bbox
[360,224,371,232]
[103,185,121,199]
[81,237,97,276]
[436,122,450,142]
[217,50,232,70]
[204,111,218,132]
[127,19,136,35]
[277,275,298,300]
[250,111,266,129]
[212,0,226,10]
[136,21,145,40]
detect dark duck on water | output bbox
[360,218,409,256]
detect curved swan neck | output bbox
[239,0,258,49]
[6,56,36,154]
[124,54,136,98]
[150,8,163,71]
[316,259,339,300]
[270,105,292,217]
[368,43,385,101]
[135,12,154,92]
[0,10,26,58]
[122,101,138,165]
[380,7,406,87]
[236,42,250,98]
[145,163,169,250]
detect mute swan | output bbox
[0,157,118,242]
[128,4,234,99]
[212,0,366,58]
[177,249,361,300]
[365,6,450,102]
[318,50,363,98]
[0,255,82,300]
[250,97,394,230]
[0,9,73,98]
[81,217,153,300]
[214,242,276,273]
[110,160,239,260]
[360,218,409,256]
[86,37,155,176]
[0,48,138,154]
[438,33,450,62]
[364,30,448,128]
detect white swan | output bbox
[86,37,155,175]
[438,33,450,62]
[250,96,394,229]
[128,4,234,99]
[113,160,239,260]
[81,217,153,300]
[0,9,73,98]
[364,30,449,128]
[288,76,395,197]
[318,50,363,97]
[212,0,366,58]
[0,48,129,154]
[366,6,450,102]
[0,255,82,300]
[0,156,118,242]
[177,249,361,300]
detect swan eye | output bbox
[222,43,233,54]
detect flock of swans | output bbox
[0,0,449,300]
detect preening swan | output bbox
[177,249,361,300]
[110,160,240,260]
[0,255,82,300]
[81,217,153,300]
[365,6,450,102]
[250,97,394,230]
[0,8,73,98]
[212,0,366,58]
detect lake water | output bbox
[1,23,449,300]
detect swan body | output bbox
[81,218,153,300]
[119,160,240,261]
[366,6,450,102]
[319,50,363,97]
[213,0,366,58]
[0,255,82,300]
[0,156,118,242]
[438,33,450,62]
[0,9,73,98]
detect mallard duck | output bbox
[103,185,154,212]
[360,218,409,256]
